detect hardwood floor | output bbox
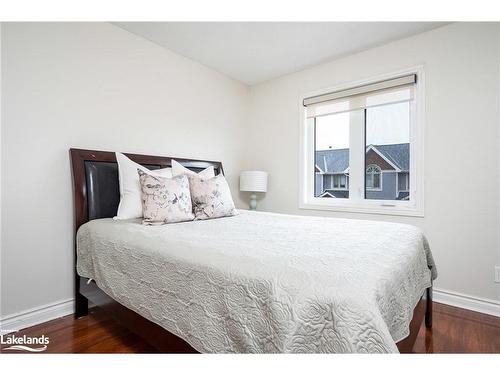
[1,302,499,353]
[413,303,500,353]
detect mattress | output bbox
[76,210,436,353]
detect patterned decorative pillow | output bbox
[188,174,237,220]
[138,170,194,225]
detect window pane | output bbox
[365,101,410,200]
[339,175,346,188]
[326,175,333,189]
[366,173,373,188]
[397,172,410,193]
[315,112,350,198]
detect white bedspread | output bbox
[77,210,436,353]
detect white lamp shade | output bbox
[240,171,268,192]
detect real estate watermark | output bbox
[1,331,49,352]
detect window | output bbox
[365,100,410,201]
[398,172,409,192]
[334,174,347,189]
[365,165,381,190]
[314,111,350,198]
[300,68,424,216]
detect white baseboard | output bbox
[0,289,498,333]
[433,288,500,317]
[0,298,74,333]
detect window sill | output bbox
[299,201,424,218]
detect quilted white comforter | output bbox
[77,210,436,353]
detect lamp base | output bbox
[249,193,257,210]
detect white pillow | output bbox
[115,152,172,220]
[171,159,215,179]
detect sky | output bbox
[315,101,410,150]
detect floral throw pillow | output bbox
[188,174,237,220]
[138,169,194,225]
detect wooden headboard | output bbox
[69,148,224,231]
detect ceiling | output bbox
[114,22,448,85]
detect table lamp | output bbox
[239,171,268,210]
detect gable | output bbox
[365,149,395,171]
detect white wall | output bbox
[247,22,500,302]
[0,23,249,317]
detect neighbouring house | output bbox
[315,143,410,200]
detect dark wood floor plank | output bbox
[2,302,499,353]
[412,303,500,353]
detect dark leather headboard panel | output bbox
[70,148,224,230]
[84,161,162,220]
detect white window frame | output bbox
[299,66,425,217]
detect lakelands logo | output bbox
[1,333,49,352]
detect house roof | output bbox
[315,148,349,174]
[322,190,349,198]
[315,143,409,173]
[397,191,410,200]
[375,143,409,171]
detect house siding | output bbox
[315,174,323,197]
[366,171,397,200]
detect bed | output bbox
[70,148,436,353]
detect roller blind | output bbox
[304,74,416,119]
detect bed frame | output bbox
[70,148,432,353]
